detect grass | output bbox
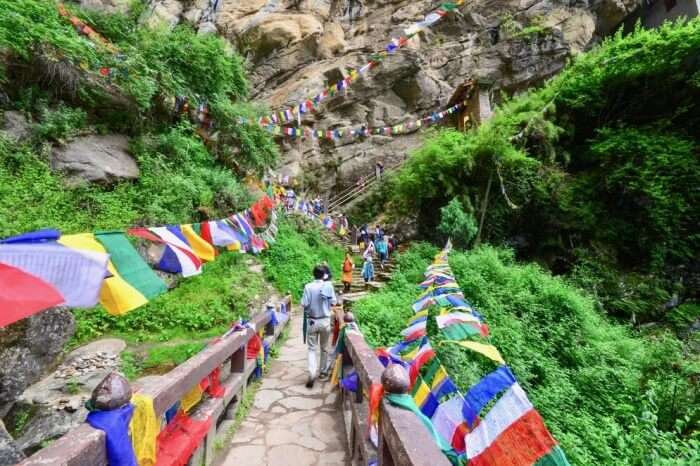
[71,252,267,346]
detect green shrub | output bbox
[33,104,88,142]
[386,19,700,322]
[261,217,344,300]
[437,198,478,249]
[72,252,264,344]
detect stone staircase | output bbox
[337,243,396,310]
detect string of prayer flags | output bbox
[0,242,109,309]
[465,384,569,466]
[95,232,168,300]
[0,262,64,327]
[59,233,150,315]
[275,101,466,142]
[256,2,465,129]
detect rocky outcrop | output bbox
[6,339,126,456]
[1,111,31,141]
[0,420,24,465]
[78,0,132,13]
[0,308,75,417]
[50,134,139,184]
[135,0,639,196]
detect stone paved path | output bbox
[218,310,347,466]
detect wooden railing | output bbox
[19,296,292,466]
[337,311,451,466]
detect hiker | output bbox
[375,236,388,270]
[363,239,375,260]
[387,235,398,257]
[301,265,337,388]
[359,224,368,249]
[361,256,375,289]
[375,224,384,241]
[342,248,354,293]
[285,188,296,211]
[375,160,384,180]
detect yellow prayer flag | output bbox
[413,378,431,406]
[443,340,505,364]
[181,224,216,262]
[129,394,158,466]
[180,384,203,413]
[58,233,148,315]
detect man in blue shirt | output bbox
[301,265,337,388]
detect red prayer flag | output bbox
[0,262,64,327]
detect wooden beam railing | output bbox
[19,295,292,466]
[337,311,451,466]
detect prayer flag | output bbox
[0,229,60,244]
[181,224,216,262]
[463,366,516,427]
[412,376,440,418]
[87,404,138,466]
[0,262,64,327]
[59,233,149,315]
[432,395,468,447]
[151,226,202,277]
[95,232,167,299]
[0,243,108,308]
[442,340,505,364]
[465,384,569,466]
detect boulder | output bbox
[1,111,31,141]
[50,134,139,184]
[15,405,88,454]
[141,0,184,29]
[0,420,25,465]
[79,0,131,13]
[0,308,75,417]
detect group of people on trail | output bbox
[356,223,396,287]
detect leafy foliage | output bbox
[260,216,344,300]
[437,198,478,249]
[0,127,252,237]
[0,0,277,174]
[355,245,700,465]
[387,19,700,321]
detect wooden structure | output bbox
[336,310,451,466]
[448,79,493,131]
[19,296,292,466]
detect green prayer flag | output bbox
[441,322,481,341]
[95,231,167,299]
[441,3,458,11]
[192,223,201,236]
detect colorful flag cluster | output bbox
[255,1,465,128]
[271,101,466,141]
[372,244,569,466]
[0,196,277,328]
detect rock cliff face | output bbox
[128,0,638,196]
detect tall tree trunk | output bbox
[475,170,493,247]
